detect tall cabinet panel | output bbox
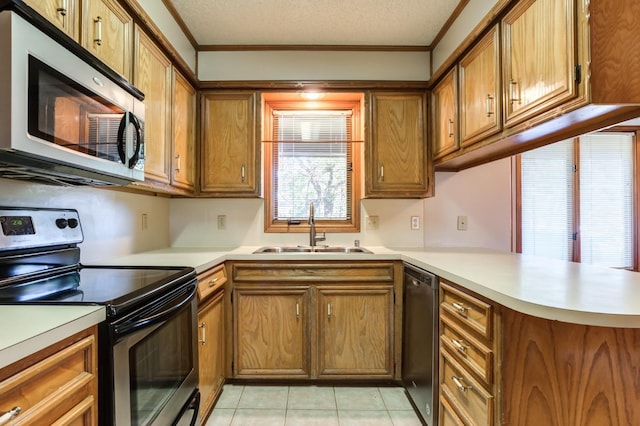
[134,27,172,184]
[502,0,577,126]
[200,92,260,196]
[171,70,196,191]
[459,25,501,147]
[82,0,132,79]
[367,92,430,198]
[432,67,458,160]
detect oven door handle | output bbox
[113,283,196,339]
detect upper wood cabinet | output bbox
[459,25,501,147]
[81,0,132,79]
[367,92,431,198]
[24,0,79,39]
[432,67,458,160]
[134,26,172,185]
[200,92,260,197]
[171,69,196,191]
[502,0,577,127]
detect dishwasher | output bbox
[402,263,438,426]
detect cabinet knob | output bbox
[509,79,521,104]
[241,164,246,183]
[56,0,68,16]
[451,376,472,393]
[208,277,219,287]
[296,302,300,318]
[175,154,181,173]
[0,407,21,425]
[447,119,454,138]
[379,164,384,181]
[451,302,467,316]
[486,94,494,117]
[198,322,206,345]
[451,338,468,354]
[94,16,103,46]
[327,302,332,319]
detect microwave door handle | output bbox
[116,113,128,165]
[128,113,142,169]
[113,284,196,339]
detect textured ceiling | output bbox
[168,0,461,47]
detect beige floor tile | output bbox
[205,408,234,426]
[285,409,339,426]
[287,385,336,410]
[388,410,424,426]
[334,387,386,411]
[214,385,244,409]
[338,409,394,426]
[237,385,289,409]
[378,387,414,410]
[231,408,286,426]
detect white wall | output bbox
[0,179,171,262]
[169,197,425,248]
[424,158,512,250]
[198,50,431,81]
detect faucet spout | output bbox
[308,202,325,247]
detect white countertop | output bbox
[92,245,640,328]
[0,304,105,369]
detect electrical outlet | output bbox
[217,214,227,230]
[457,215,468,231]
[411,216,420,230]
[366,215,379,230]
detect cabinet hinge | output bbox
[572,232,578,241]
[575,64,582,85]
[347,162,353,172]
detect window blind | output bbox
[271,111,352,221]
[520,139,574,261]
[579,133,633,268]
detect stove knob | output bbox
[55,218,68,229]
[68,218,79,228]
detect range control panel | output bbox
[0,207,83,251]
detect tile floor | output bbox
[204,384,424,426]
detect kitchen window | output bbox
[262,93,363,233]
[515,132,638,269]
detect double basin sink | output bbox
[253,245,373,254]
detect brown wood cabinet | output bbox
[134,26,172,185]
[502,0,577,127]
[200,92,260,197]
[0,327,98,425]
[196,265,227,422]
[459,25,501,147]
[438,280,499,426]
[432,68,458,160]
[366,92,431,198]
[171,69,196,191]
[229,261,399,380]
[81,0,132,79]
[24,0,79,39]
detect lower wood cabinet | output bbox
[230,261,400,380]
[197,264,227,422]
[0,326,98,425]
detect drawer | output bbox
[440,393,469,426]
[232,262,395,283]
[440,348,493,426]
[0,331,97,425]
[198,264,227,301]
[440,313,493,384]
[440,281,493,340]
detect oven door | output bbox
[112,281,199,426]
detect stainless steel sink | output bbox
[253,245,372,254]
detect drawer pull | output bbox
[447,119,454,138]
[486,93,494,117]
[0,407,21,424]
[452,376,472,393]
[208,277,219,287]
[296,302,300,318]
[327,302,332,319]
[198,322,206,345]
[94,16,102,46]
[452,302,467,316]
[451,338,468,353]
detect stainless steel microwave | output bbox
[0,9,145,186]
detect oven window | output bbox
[129,303,194,425]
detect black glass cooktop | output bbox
[0,265,196,316]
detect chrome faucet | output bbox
[308,202,326,247]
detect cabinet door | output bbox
[234,288,309,377]
[432,67,458,160]
[459,25,501,147]
[198,290,225,420]
[82,0,132,79]
[134,27,172,184]
[502,0,577,127]
[171,69,196,191]
[24,0,79,39]
[367,92,429,198]
[201,92,260,196]
[317,287,393,378]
